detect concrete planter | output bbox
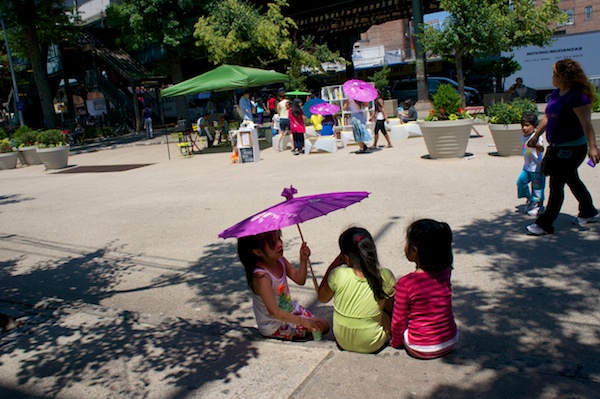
[18,145,42,166]
[489,123,523,156]
[0,151,18,170]
[36,145,70,170]
[417,119,474,159]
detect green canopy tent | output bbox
[161,64,289,97]
[286,90,310,97]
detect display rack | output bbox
[320,84,374,127]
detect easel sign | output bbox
[239,131,253,147]
[240,147,255,163]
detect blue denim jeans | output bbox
[517,170,545,203]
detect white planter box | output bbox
[36,145,70,170]
[0,152,18,170]
[489,123,523,156]
[418,119,474,159]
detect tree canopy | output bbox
[420,0,565,105]
[0,0,79,128]
[193,0,341,90]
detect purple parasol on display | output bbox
[218,186,370,291]
[342,79,378,102]
[309,102,341,116]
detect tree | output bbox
[0,0,77,128]
[106,0,209,123]
[369,64,391,98]
[420,0,565,106]
[193,0,341,87]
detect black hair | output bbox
[520,111,538,127]
[291,98,303,118]
[237,230,281,293]
[406,219,453,272]
[338,227,389,301]
[404,99,413,108]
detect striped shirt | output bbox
[391,268,457,349]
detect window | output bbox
[558,9,575,26]
[585,6,592,20]
[566,9,575,25]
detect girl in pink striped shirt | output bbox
[391,219,458,359]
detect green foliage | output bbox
[491,56,522,89]
[193,0,341,70]
[12,125,37,147]
[369,65,391,95]
[487,98,538,124]
[0,138,14,153]
[425,84,468,121]
[35,129,66,148]
[592,87,600,113]
[0,128,7,140]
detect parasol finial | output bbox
[281,186,297,201]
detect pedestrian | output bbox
[508,77,536,100]
[526,59,599,235]
[370,93,393,149]
[317,227,396,353]
[276,91,291,152]
[391,219,458,360]
[239,90,253,122]
[343,98,371,153]
[271,113,281,151]
[517,111,545,216]
[237,230,330,341]
[256,97,265,125]
[267,94,277,119]
[142,104,153,139]
[289,98,306,155]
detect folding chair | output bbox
[171,132,193,156]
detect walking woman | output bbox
[526,59,599,235]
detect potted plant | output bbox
[12,126,43,166]
[418,84,474,159]
[0,137,18,170]
[35,129,70,170]
[487,98,538,156]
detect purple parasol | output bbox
[342,79,378,102]
[218,186,370,291]
[309,102,341,116]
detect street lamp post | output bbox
[1,15,25,127]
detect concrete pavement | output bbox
[1,126,599,398]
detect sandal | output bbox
[386,145,393,148]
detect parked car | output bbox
[390,77,482,106]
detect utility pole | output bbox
[1,15,25,126]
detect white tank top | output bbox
[251,259,293,336]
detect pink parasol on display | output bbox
[342,79,378,102]
[218,186,370,291]
[309,102,340,116]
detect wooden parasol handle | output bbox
[296,224,319,292]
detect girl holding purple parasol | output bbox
[238,230,330,340]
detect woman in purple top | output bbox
[526,59,599,235]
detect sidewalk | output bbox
[1,125,599,398]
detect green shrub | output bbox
[0,128,7,140]
[487,98,537,124]
[592,87,600,113]
[12,126,38,148]
[425,84,468,121]
[36,129,67,148]
[0,138,14,153]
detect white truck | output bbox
[504,31,600,99]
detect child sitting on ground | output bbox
[317,227,395,353]
[238,230,329,340]
[391,219,458,359]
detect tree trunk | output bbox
[167,49,190,127]
[455,53,466,108]
[23,26,56,128]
